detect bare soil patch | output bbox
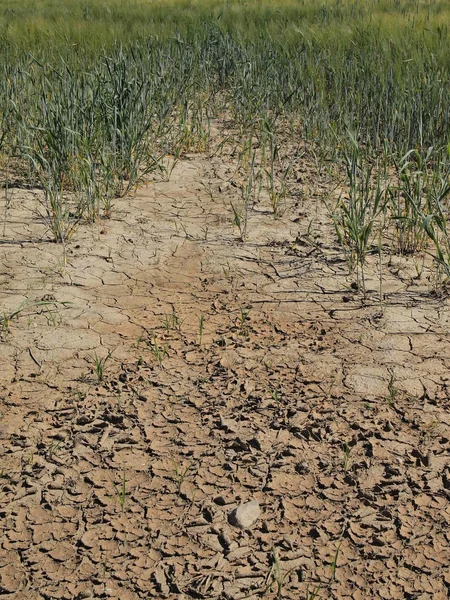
[1,146,450,599]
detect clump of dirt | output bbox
[1,145,449,599]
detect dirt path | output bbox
[1,151,450,599]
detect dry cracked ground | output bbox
[1,138,450,600]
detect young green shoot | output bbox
[150,336,168,366]
[91,350,113,382]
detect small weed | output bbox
[232,148,256,242]
[173,460,191,496]
[1,298,71,333]
[265,547,300,599]
[270,387,282,406]
[238,307,251,337]
[305,583,321,600]
[90,350,113,382]
[163,309,183,332]
[330,134,385,294]
[330,542,342,581]
[342,443,351,471]
[44,305,62,327]
[150,336,168,366]
[387,368,398,404]
[222,261,233,279]
[231,202,245,240]
[21,452,34,468]
[47,440,62,460]
[262,124,293,216]
[1,312,10,333]
[136,334,146,347]
[271,548,284,599]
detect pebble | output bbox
[230,499,261,529]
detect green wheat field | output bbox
[1,0,450,283]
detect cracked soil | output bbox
[1,140,450,599]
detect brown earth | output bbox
[1,139,450,599]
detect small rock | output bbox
[230,499,260,529]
